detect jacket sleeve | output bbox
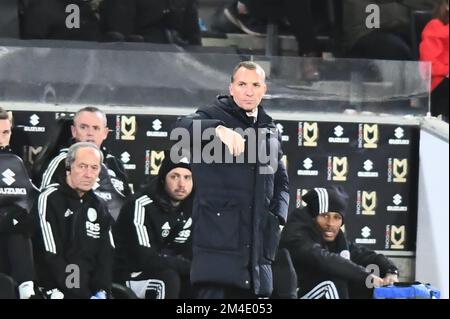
[350,243,398,277]
[420,24,450,77]
[33,188,70,293]
[173,109,224,135]
[90,204,113,296]
[269,132,289,225]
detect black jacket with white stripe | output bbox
[112,177,193,283]
[281,208,398,299]
[32,180,113,299]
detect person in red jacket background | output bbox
[420,0,449,121]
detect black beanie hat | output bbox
[158,149,191,182]
[303,186,349,224]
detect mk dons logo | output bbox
[358,124,378,148]
[327,156,348,181]
[388,158,408,183]
[393,158,408,183]
[145,150,165,175]
[296,189,309,208]
[116,115,136,140]
[362,191,377,215]
[385,225,406,249]
[27,146,43,165]
[298,122,318,147]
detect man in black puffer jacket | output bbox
[174,61,289,299]
[113,151,194,299]
[281,187,399,299]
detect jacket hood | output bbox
[422,19,449,38]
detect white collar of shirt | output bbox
[246,108,258,123]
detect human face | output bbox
[164,167,193,205]
[66,147,102,197]
[314,212,343,242]
[229,67,267,112]
[71,111,108,147]
[0,119,12,147]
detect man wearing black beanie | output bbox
[112,150,194,299]
[280,186,399,299]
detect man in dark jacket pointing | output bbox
[174,61,289,298]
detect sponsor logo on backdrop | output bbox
[120,152,136,170]
[147,119,169,137]
[328,125,350,144]
[355,226,376,244]
[357,159,379,178]
[387,158,408,183]
[297,158,319,176]
[296,188,309,208]
[388,127,410,145]
[0,169,27,195]
[358,124,378,148]
[22,114,46,132]
[145,150,165,175]
[385,225,406,249]
[328,156,348,181]
[356,191,377,215]
[276,123,290,142]
[298,122,318,147]
[116,115,136,140]
[387,194,408,212]
[26,146,43,165]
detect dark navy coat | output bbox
[174,96,289,296]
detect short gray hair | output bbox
[231,61,266,83]
[65,142,104,170]
[74,106,107,127]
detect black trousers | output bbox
[431,78,449,122]
[195,284,256,299]
[100,0,201,45]
[0,233,35,286]
[239,0,319,54]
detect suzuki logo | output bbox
[29,114,40,126]
[2,169,16,186]
[276,123,284,135]
[363,160,374,171]
[152,119,162,131]
[394,127,404,139]
[361,226,371,238]
[334,125,344,137]
[303,158,313,170]
[393,194,402,206]
[121,152,131,164]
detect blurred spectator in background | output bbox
[21,0,101,41]
[343,0,437,60]
[100,0,201,45]
[420,0,449,121]
[212,0,321,56]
